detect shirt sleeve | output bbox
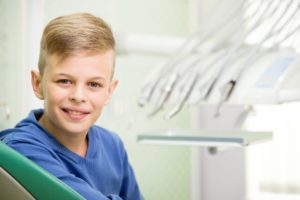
[119,149,144,200]
[5,140,124,200]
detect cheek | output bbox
[90,91,110,106]
[44,85,68,104]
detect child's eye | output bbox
[88,82,102,88]
[57,79,72,85]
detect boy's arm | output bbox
[119,148,144,200]
[5,141,123,200]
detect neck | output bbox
[39,114,88,157]
[63,136,88,157]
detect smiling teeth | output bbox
[69,111,83,115]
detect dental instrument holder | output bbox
[138,104,270,200]
[189,104,250,200]
[192,104,251,147]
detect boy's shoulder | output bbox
[1,119,47,145]
[0,109,50,145]
[90,125,120,140]
[89,125,124,147]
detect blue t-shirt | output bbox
[1,109,143,200]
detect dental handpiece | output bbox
[164,72,199,120]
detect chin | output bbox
[66,128,89,136]
[62,122,91,136]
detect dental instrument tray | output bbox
[137,129,272,147]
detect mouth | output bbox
[62,108,90,120]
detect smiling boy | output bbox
[1,13,143,200]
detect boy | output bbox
[0,13,143,200]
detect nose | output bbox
[69,85,86,103]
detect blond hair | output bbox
[38,13,115,75]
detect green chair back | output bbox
[0,142,84,200]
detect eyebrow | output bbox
[55,73,106,81]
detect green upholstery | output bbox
[0,142,84,200]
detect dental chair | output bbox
[0,141,84,200]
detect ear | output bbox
[104,79,118,105]
[31,70,44,100]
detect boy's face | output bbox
[31,50,117,137]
